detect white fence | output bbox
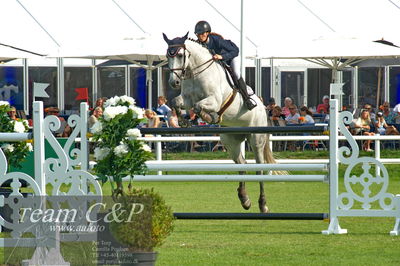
[0,98,399,264]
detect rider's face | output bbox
[197,32,209,43]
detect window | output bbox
[97,67,125,99]
[29,67,57,111]
[358,67,384,108]
[389,67,400,107]
[64,67,93,113]
[0,67,23,110]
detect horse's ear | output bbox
[183,31,189,41]
[162,33,170,44]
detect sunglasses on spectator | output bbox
[289,108,296,110]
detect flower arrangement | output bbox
[90,96,174,256]
[90,95,153,197]
[0,101,32,169]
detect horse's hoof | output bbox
[241,198,252,210]
[237,188,251,210]
[258,197,269,213]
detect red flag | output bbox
[75,87,89,101]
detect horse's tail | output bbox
[263,134,288,175]
[263,134,276,164]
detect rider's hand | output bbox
[213,54,223,60]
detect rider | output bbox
[194,20,257,110]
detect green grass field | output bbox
[1,150,400,265]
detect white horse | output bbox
[163,33,277,213]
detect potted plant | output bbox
[90,95,174,265]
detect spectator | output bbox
[316,95,330,114]
[265,97,276,117]
[353,109,375,152]
[375,111,399,135]
[156,96,172,117]
[363,103,376,122]
[381,102,397,125]
[144,109,161,128]
[271,106,286,126]
[89,106,103,129]
[285,104,300,125]
[95,98,105,110]
[45,107,71,137]
[168,109,180,128]
[185,108,200,127]
[7,106,17,120]
[299,106,315,124]
[282,97,293,117]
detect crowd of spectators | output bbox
[13,93,399,152]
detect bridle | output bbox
[166,43,214,80]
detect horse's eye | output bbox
[177,53,183,58]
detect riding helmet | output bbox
[195,21,211,35]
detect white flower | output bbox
[141,143,152,153]
[1,144,14,152]
[94,147,111,160]
[126,128,141,140]
[120,95,135,106]
[90,120,103,134]
[0,101,9,107]
[26,143,33,152]
[14,121,26,133]
[104,96,120,107]
[114,143,129,157]
[103,106,128,121]
[130,106,144,119]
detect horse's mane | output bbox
[186,38,213,56]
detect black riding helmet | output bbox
[195,21,211,35]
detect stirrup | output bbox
[245,98,257,110]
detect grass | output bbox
[1,150,400,265]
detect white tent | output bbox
[2,0,400,59]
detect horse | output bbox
[163,32,277,213]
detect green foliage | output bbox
[0,101,32,169]
[109,187,175,252]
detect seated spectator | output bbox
[285,104,300,125]
[265,97,276,117]
[316,95,330,114]
[270,106,286,126]
[144,109,161,128]
[299,106,315,125]
[7,106,17,120]
[381,101,397,125]
[282,97,293,117]
[353,109,375,152]
[363,103,376,122]
[168,109,180,128]
[89,106,103,129]
[375,111,399,135]
[156,96,172,118]
[184,108,200,127]
[45,107,71,137]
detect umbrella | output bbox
[0,43,44,63]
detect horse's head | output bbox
[163,32,190,89]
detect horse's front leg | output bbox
[258,177,268,213]
[193,96,220,124]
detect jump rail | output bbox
[173,212,329,220]
[140,125,327,135]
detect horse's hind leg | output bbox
[220,134,251,210]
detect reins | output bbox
[166,43,215,80]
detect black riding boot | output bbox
[237,77,257,110]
